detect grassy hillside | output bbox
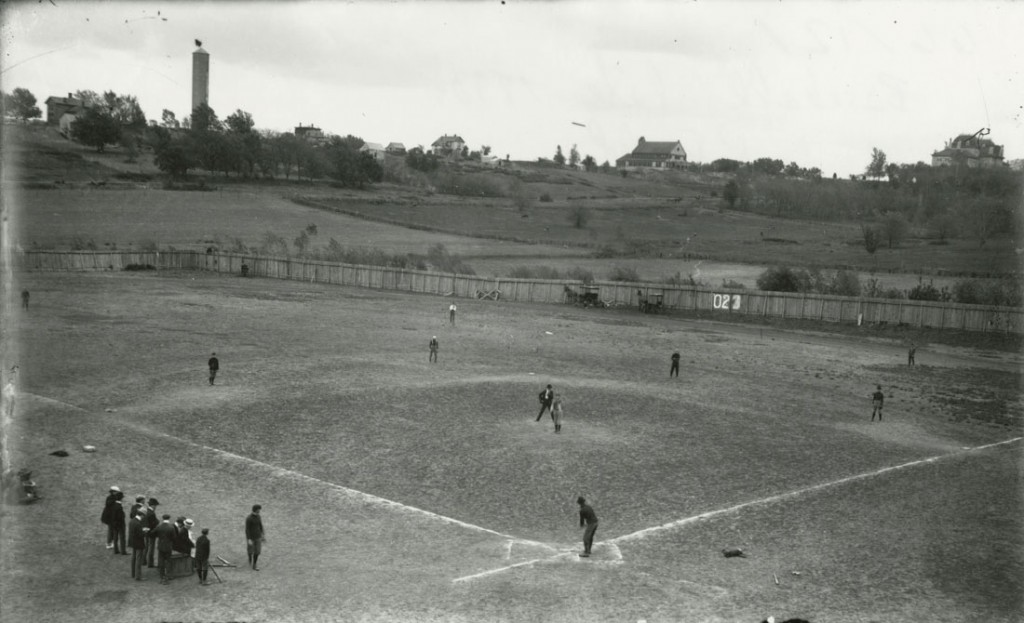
[3,122,1018,285]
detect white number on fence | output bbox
[713,293,741,310]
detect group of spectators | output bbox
[101,486,212,585]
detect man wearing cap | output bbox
[429,336,439,363]
[577,496,598,558]
[245,504,265,570]
[128,510,149,580]
[144,498,160,567]
[101,486,121,549]
[208,352,219,385]
[151,515,177,584]
[129,495,146,521]
[195,528,212,585]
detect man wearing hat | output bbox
[128,510,149,580]
[144,498,160,568]
[429,336,439,363]
[173,517,193,556]
[110,491,127,555]
[151,514,177,584]
[101,486,121,549]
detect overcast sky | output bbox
[2,1,1021,176]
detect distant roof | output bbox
[45,95,84,105]
[432,135,465,146]
[631,140,683,155]
[361,142,384,151]
[386,142,405,149]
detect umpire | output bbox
[577,496,598,558]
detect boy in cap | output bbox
[245,504,265,570]
[195,528,212,585]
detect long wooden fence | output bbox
[15,250,1024,334]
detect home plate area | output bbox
[453,539,623,583]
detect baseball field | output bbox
[1,267,1021,623]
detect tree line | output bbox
[717,151,1020,250]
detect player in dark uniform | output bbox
[907,343,916,366]
[871,385,884,421]
[429,336,439,363]
[536,384,554,422]
[577,496,598,557]
[670,352,680,377]
[208,353,219,385]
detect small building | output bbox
[360,142,385,161]
[44,93,90,125]
[386,142,406,155]
[58,112,79,137]
[931,131,1005,169]
[295,124,326,145]
[615,137,687,169]
[431,134,466,156]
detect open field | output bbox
[2,270,1021,622]
[11,186,1012,293]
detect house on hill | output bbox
[295,124,326,145]
[360,142,386,161]
[45,93,99,138]
[431,134,466,156]
[615,137,687,170]
[386,142,406,155]
[931,131,1005,169]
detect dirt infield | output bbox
[2,271,1021,623]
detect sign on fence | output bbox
[712,293,741,310]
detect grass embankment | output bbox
[5,121,1018,284]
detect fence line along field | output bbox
[2,270,1021,623]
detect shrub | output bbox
[721,279,746,289]
[756,265,811,292]
[566,266,594,284]
[907,278,949,302]
[539,192,553,202]
[568,205,590,228]
[509,265,561,280]
[607,265,640,282]
[425,243,475,275]
[952,278,1023,307]
[137,239,159,252]
[123,263,155,271]
[827,270,862,297]
[70,235,97,251]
